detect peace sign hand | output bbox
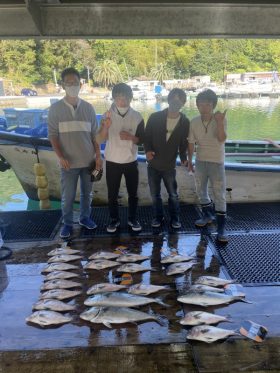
[214,109,227,124]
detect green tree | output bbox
[150,62,173,84]
[93,60,123,88]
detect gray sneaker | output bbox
[151,217,164,228]
[128,219,142,232]
[171,219,181,229]
[107,219,120,233]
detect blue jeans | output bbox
[61,167,93,226]
[194,160,226,212]
[147,166,179,220]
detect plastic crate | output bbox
[3,108,48,130]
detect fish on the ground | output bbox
[186,325,239,343]
[47,248,80,256]
[80,306,160,328]
[44,271,79,281]
[161,254,196,264]
[87,283,127,295]
[40,279,82,291]
[116,263,154,273]
[32,299,75,312]
[128,283,169,296]
[83,259,120,270]
[88,251,120,260]
[26,310,72,327]
[116,254,150,263]
[166,262,197,276]
[188,284,225,293]
[48,254,83,263]
[84,292,168,308]
[40,289,82,300]
[195,276,236,287]
[180,311,231,326]
[177,291,251,307]
[42,262,80,273]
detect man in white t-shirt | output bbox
[188,89,228,243]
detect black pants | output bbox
[106,160,139,220]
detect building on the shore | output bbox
[225,71,279,84]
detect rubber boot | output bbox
[195,203,214,227]
[216,212,229,243]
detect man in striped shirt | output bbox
[48,67,102,239]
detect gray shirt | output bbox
[48,98,97,168]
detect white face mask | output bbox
[116,106,129,115]
[64,85,80,98]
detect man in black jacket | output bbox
[144,88,189,229]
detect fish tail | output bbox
[156,299,170,307]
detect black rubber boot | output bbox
[195,203,215,227]
[216,212,229,243]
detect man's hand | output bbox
[95,157,103,171]
[59,157,70,170]
[214,109,227,124]
[101,111,112,129]
[120,131,133,141]
[146,151,155,161]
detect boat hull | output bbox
[0,132,279,205]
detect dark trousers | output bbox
[106,160,139,220]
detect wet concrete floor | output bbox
[0,233,279,372]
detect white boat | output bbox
[0,131,279,205]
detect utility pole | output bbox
[53,68,57,86]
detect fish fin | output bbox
[239,298,253,304]
[103,322,112,328]
[157,300,170,308]
[151,267,157,272]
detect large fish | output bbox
[83,259,120,270]
[161,254,195,264]
[116,254,150,263]
[128,283,169,296]
[80,306,160,328]
[40,289,82,300]
[26,310,72,327]
[47,248,80,256]
[195,276,236,287]
[177,291,251,307]
[180,311,231,326]
[86,283,127,295]
[40,279,82,291]
[42,262,79,273]
[44,271,79,281]
[116,263,154,273]
[186,325,239,343]
[32,299,75,312]
[88,251,120,260]
[84,292,168,308]
[48,254,83,263]
[166,262,197,276]
[188,284,225,293]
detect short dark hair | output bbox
[112,83,133,100]
[167,88,187,104]
[196,89,218,108]
[61,67,80,82]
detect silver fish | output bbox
[26,310,72,327]
[32,299,75,312]
[195,276,236,287]
[40,289,82,300]
[84,292,168,308]
[44,271,79,281]
[48,254,83,263]
[188,284,225,293]
[117,263,153,273]
[161,254,195,264]
[180,311,231,326]
[88,251,120,260]
[41,279,82,291]
[128,283,169,296]
[83,259,120,270]
[187,325,239,343]
[47,248,80,256]
[116,254,150,263]
[87,283,127,295]
[80,306,159,328]
[177,291,251,307]
[166,262,197,276]
[42,262,79,273]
